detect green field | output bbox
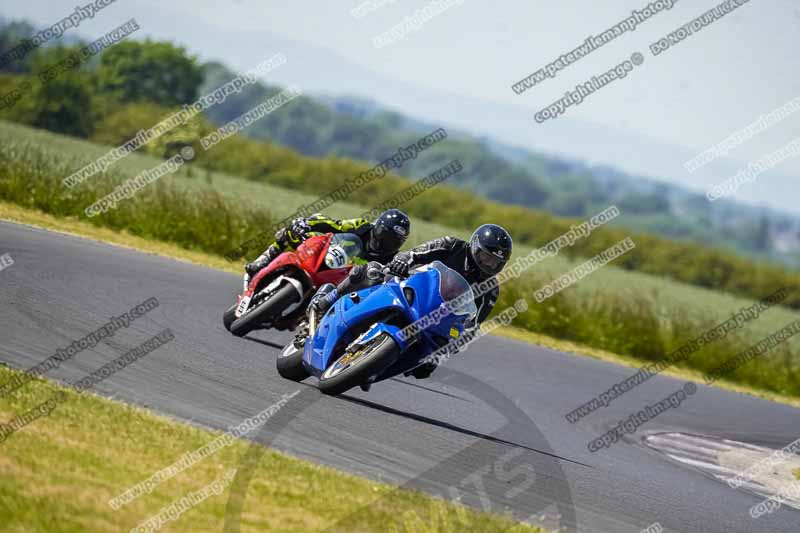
[1,120,799,400]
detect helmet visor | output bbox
[473,247,505,275]
[374,224,407,252]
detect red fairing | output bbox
[312,268,350,286]
[245,234,337,298]
[229,233,357,333]
[298,234,331,273]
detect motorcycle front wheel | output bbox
[222,304,237,331]
[229,283,300,337]
[318,333,399,395]
[276,339,309,381]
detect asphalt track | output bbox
[1,220,799,533]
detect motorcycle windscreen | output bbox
[430,261,477,319]
[403,261,476,341]
[405,261,477,320]
[328,233,364,266]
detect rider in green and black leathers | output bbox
[244,209,411,283]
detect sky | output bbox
[2,0,798,213]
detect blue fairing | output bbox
[303,283,407,376]
[303,261,475,381]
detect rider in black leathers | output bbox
[304,224,513,380]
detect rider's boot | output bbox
[244,245,281,285]
[291,320,309,349]
[290,284,337,352]
[290,283,337,351]
[308,283,338,317]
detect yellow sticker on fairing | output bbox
[450,327,459,338]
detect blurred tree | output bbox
[618,192,670,214]
[754,216,771,252]
[95,40,202,107]
[16,46,94,137]
[0,20,38,74]
[91,101,215,160]
[548,191,588,217]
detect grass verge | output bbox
[0,200,239,274]
[0,365,542,533]
[2,201,799,410]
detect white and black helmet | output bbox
[469,224,513,276]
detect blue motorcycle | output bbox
[277,261,477,395]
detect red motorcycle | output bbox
[223,233,364,337]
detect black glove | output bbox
[387,253,413,277]
[287,218,311,243]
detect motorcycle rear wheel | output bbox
[318,333,399,396]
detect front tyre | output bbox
[318,334,399,396]
[230,283,300,337]
[222,304,237,332]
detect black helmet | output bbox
[469,224,512,276]
[368,209,410,255]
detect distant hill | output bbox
[2,11,796,269]
[198,63,800,269]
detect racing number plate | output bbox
[235,296,251,317]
